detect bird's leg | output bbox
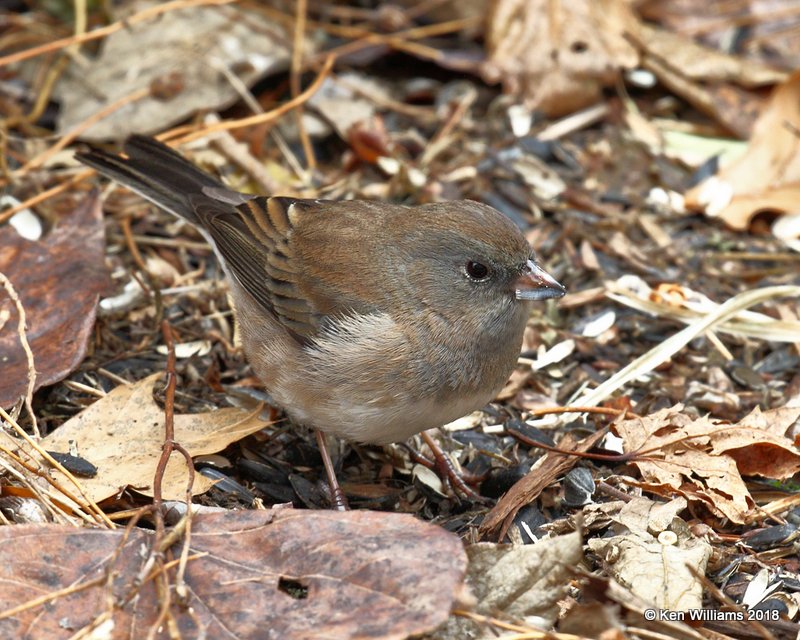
[315,429,349,511]
[420,430,487,502]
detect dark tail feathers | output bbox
[76,135,226,226]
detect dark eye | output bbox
[465,260,490,280]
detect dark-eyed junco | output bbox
[77,136,564,501]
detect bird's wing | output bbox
[193,194,329,344]
[77,136,357,345]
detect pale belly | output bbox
[282,384,495,444]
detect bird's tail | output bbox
[76,135,227,227]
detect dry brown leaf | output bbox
[435,532,583,639]
[467,532,582,623]
[588,533,710,610]
[54,3,302,141]
[41,373,270,504]
[631,22,786,88]
[708,187,800,233]
[0,193,108,408]
[611,496,689,536]
[638,50,767,139]
[587,498,711,610]
[0,509,467,640]
[708,406,800,478]
[614,405,800,523]
[638,0,800,72]
[685,71,800,229]
[624,16,785,137]
[482,0,638,116]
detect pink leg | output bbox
[315,429,349,511]
[421,430,486,502]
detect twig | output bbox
[0,0,236,68]
[0,170,93,225]
[317,30,444,63]
[144,321,197,637]
[121,216,164,334]
[419,88,475,167]
[479,429,608,540]
[17,87,150,175]
[146,321,178,639]
[308,14,481,66]
[71,0,88,53]
[166,54,335,144]
[209,126,286,195]
[0,575,108,621]
[3,55,70,130]
[0,407,113,527]
[0,271,37,437]
[207,57,263,114]
[403,0,453,20]
[257,4,479,59]
[167,482,194,604]
[0,452,73,524]
[525,405,641,420]
[2,55,333,224]
[152,322,178,538]
[537,103,610,141]
[420,430,485,501]
[290,0,316,173]
[454,609,585,639]
[336,75,436,120]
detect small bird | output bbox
[77,136,565,504]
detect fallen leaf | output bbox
[587,497,711,610]
[628,22,784,137]
[0,509,467,640]
[308,74,390,141]
[613,405,800,523]
[41,373,270,504]
[709,406,800,478]
[0,193,107,407]
[638,0,800,73]
[559,601,626,639]
[467,531,582,623]
[685,71,800,229]
[638,50,767,139]
[54,3,305,141]
[481,0,638,116]
[434,532,583,640]
[631,22,785,88]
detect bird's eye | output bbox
[465,260,490,280]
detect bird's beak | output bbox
[514,260,566,301]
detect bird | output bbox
[76,135,565,507]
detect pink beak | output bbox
[514,260,565,301]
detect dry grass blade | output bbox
[606,279,800,342]
[573,285,800,408]
[167,54,335,144]
[0,272,36,435]
[0,406,111,527]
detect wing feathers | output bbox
[78,136,327,344]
